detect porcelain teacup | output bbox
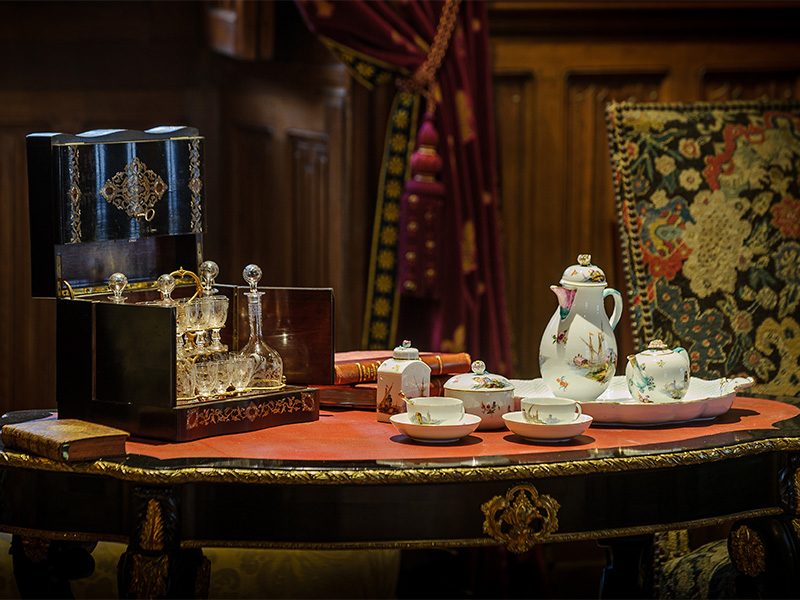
[405,396,465,425]
[521,396,582,425]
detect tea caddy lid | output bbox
[560,254,607,287]
[392,340,421,360]
[443,360,513,392]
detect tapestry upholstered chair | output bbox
[605,99,800,598]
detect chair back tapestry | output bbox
[606,100,800,398]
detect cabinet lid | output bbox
[27,126,205,297]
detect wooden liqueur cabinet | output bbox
[26,127,332,441]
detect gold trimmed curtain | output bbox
[295,0,512,374]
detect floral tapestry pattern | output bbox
[606,101,800,397]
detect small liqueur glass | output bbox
[184,297,212,353]
[108,272,128,303]
[207,295,229,352]
[231,353,257,393]
[215,356,234,395]
[194,359,219,400]
[176,357,196,403]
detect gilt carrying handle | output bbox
[169,267,203,302]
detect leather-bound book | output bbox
[334,351,472,385]
[1,419,129,462]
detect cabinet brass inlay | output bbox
[185,393,314,430]
[729,524,767,577]
[67,145,82,243]
[188,139,202,232]
[99,156,166,221]
[481,483,560,553]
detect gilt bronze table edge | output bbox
[2,436,799,485]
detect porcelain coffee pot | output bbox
[539,254,623,402]
[626,339,691,403]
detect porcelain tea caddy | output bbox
[539,254,623,402]
[626,339,691,403]
[443,360,514,430]
[376,340,431,423]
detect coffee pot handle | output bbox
[603,288,623,330]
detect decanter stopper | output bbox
[108,272,128,303]
[243,263,263,296]
[156,273,176,305]
[199,260,219,296]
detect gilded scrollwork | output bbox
[729,524,767,577]
[481,484,560,553]
[99,156,166,221]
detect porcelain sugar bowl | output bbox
[626,339,691,403]
[539,254,623,402]
[443,360,514,430]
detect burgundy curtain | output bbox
[295,0,512,375]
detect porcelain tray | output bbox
[511,376,755,425]
[389,413,481,442]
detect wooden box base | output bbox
[59,386,319,442]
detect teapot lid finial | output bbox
[647,339,669,350]
[577,254,591,266]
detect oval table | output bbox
[1,395,799,597]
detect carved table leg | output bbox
[118,486,210,599]
[10,535,96,599]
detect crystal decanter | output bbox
[240,264,283,390]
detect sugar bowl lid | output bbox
[560,254,607,286]
[443,360,514,392]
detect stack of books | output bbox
[318,350,472,408]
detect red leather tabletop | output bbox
[126,397,799,462]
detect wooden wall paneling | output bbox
[289,129,330,286]
[701,70,799,102]
[0,129,57,413]
[216,67,361,350]
[493,73,537,377]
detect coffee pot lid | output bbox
[560,254,607,286]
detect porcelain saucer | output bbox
[502,412,593,442]
[390,413,482,443]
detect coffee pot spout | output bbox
[550,285,577,320]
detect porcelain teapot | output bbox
[538,254,623,402]
[626,339,691,403]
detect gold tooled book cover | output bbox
[1,418,129,462]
